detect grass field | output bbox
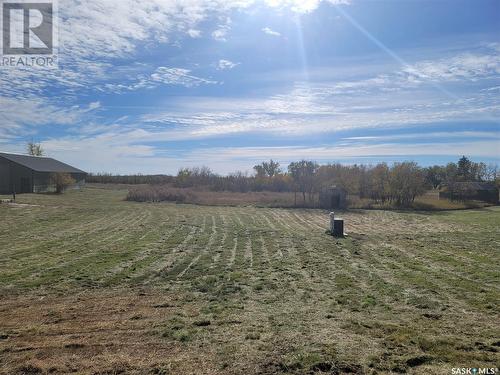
[0,186,499,374]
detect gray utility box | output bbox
[329,212,344,237]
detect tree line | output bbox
[88,156,498,207]
[24,142,498,206]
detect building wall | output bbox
[12,163,33,193]
[0,160,33,194]
[0,156,87,194]
[0,157,11,194]
[439,189,499,204]
[319,188,347,209]
[33,172,53,193]
[33,172,87,193]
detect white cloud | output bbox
[3,0,340,99]
[262,27,281,37]
[151,67,217,87]
[264,0,349,13]
[342,131,500,142]
[0,97,96,127]
[187,29,202,38]
[87,101,101,111]
[217,59,240,70]
[0,96,101,142]
[187,140,500,164]
[32,135,499,175]
[138,70,500,139]
[101,66,217,92]
[401,53,500,83]
[212,27,229,42]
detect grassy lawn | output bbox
[0,186,498,374]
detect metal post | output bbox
[329,212,335,234]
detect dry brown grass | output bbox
[122,184,495,211]
[124,184,300,207]
[0,289,226,375]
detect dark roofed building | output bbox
[319,185,347,209]
[0,152,86,194]
[439,181,499,204]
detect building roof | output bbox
[442,181,498,191]
[0,152,86,174]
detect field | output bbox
[0,186,499,374]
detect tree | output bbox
[457,156,472,181]
[253,160,281,178]
[485,164,498,182]
[288,160,319,205]
[424,165,446,189]
[456,156,486,182]
[262,159,281,177]
[388,162,426,207]
[370,163,390,202]
[175,166,214,187]
[27,142,44,156]
[253,164,266,178]
[50,173,75,193]
[470,161,487,181]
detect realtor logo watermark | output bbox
[452,368,499,375]
[0,0,58,67]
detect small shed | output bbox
[319,185,347,209]
[439,182,499,204]
[0,152,86,194]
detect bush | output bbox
[50,173,76,194]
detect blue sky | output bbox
[0,0,499,174]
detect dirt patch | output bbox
[0,289,221,375]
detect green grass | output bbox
[0,186,499,374]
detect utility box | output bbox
[333,219,344,237]
[329,212,344,237]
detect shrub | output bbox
[50,173,76,194]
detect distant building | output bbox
[0,152,86,194]
[319,185,347,209]
[439,181,499,204]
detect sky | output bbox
[0,0,499,174]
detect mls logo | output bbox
[1,1,54,55]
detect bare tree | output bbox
[288,160,318,205]
[27,141,44,156]
[485,164,498,182]
[370,163,390,203]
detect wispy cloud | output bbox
[0,97,102,141]
[262,27,281,37]
[217,59,240,70]
[150,67,217,87]
[401,52,500,83]
[32,135,499,175]
[138,46,500,138]
[102,66,217,92]
[186,140,500,163]
[212,22,231,42]
[3,0,336,100]
[1,0,497,174]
